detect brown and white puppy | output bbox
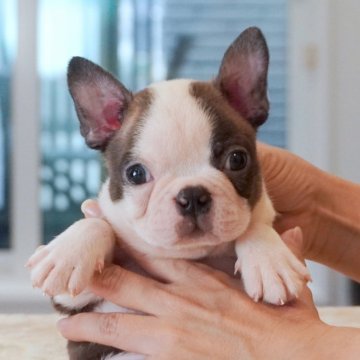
[28,28,310,360]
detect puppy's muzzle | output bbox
[175,186,212,217]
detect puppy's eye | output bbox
[126,164,152,185]
[225,150,248,171]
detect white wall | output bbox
[288,0,360,305]
[329,0,360,182]
[289,0,360,181]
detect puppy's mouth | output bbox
[133,210,247,256]
[162,215,227,250]
[175,216,212,239]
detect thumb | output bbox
[280,227,313,282]
[281,227,317,311]
[280,227,304,262]
[81,199,103,219]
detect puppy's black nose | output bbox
[176,186,212,217]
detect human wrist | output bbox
[312,324,360,359]
[280,321,353,360]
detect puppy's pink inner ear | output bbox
[85,99,124,148]
[102,100,123,131]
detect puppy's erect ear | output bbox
[67,57,132,150]
[215,27,270,128]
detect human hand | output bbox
[81,198,104,219]
[57,228,329,359]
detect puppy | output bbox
[27,27,310,360]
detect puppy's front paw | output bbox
[235,226,311,305]
[27,242,104,298]
[26,219,114,297]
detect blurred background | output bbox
[0,0,359,312]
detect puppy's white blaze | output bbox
[136,79,213,177]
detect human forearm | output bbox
[312,171,360,281]
[272,322,360,360]
[314,325,360,359]
[258,143,360,281]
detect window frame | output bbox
[0,0,44,308]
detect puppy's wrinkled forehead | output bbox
[135,79,214,174]
[110,79,257,175]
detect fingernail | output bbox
[57,318,69,333]
[293,226,302,238]
[96,261,104,274]
[81,201,101,218]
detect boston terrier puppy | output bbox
[27,27,310,360]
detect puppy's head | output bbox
[68,27,270,258]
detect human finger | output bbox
[81,199,103,218]
[90,265,179,316]
[257,142,285,184]
[281,227,312,281]
[57,312,159,355]
[280,228,317,312]
[280,227,304,261]
[139,256,237,290]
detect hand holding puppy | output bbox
[57,227,360,360]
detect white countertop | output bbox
[0,307,359,359]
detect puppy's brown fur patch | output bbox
[104,89,153,201]
[190,81,262,207]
